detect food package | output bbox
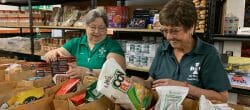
[199,95,234,110]
[97,58,152,110]
[61,6,80,27]
[49,7,62,26]
[155,86,189,110]
[73,10,89,27]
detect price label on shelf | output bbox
[51,29,62,37]
[107,28,114,35]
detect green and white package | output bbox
[97,58,152,110]
[155,86,189,110]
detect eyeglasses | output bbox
[160,27,183,36]
[87,25,107,33]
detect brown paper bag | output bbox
[9,96,54,110]
[53,88,86,110]
[17,75,53,88]
[182,98,199,110]
[0,70,5,82]
[76,96,116,110]
[0,81,34,106]
[5,70,36,81]
[53,99,69,110]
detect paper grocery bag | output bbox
[182,98,199,110]
[0,81,34,106]
[53,99,69,110]
[5,70,36,81]
[0,70,5,82]
[17,75,53,88]
[9,96,54,110]
[76,96,116,110]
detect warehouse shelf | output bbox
[232,85,250,91]
[126,65,149,72]
[0,49,41,61]
[212,34,250,41]
[0,0,85,6]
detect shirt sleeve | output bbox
[200,48,231,92]
[107,39,124,56]
[62,38,79,56]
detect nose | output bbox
[165,33,175,40]
[94,28,99,33]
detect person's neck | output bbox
[176,37,195,54]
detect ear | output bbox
[190,26,195,35]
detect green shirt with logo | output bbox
[63,35,124,69]
[149,38,231,92]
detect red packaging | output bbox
[70,93,86,106]
[56,78,80,95]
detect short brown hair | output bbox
[159,0,197,31]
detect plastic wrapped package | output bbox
[97,58,152,110]
[0,37,30,53]
[73,10,89,27]
[155,86,189,110]
[61,6,80,27]
[49,7,62,26]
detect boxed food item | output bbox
[106,6,128,28]
[97,58,152,110]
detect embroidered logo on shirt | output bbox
[187,62,200,81]
[98,47,107,57]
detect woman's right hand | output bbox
[43,49,60,62]
[66,62,88,79]
[43,47,71,62]
[130,76,152,89]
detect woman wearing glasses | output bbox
[44,8,126,78]
[134,0,231,103]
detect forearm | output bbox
[187,84,228,102]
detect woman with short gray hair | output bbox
[44,8,126,79]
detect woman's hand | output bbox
[66,62,88,79]
[130,76,152,89]
[152,79,186,89]
[43,47,71,62]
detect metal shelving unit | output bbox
[0,0,97,60]
[213,34,250,41]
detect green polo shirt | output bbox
[149,38,231,92]
[63,35,124,69]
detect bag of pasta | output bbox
[97,58,152,110]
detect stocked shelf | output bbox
[0,49,41,61]
[0,0,85,6]
[1,26,205,35]
[212,34,250,41]
[232,85,250,91]
[126,65,149,72]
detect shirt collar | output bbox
[80,35,88,45]
[80,35,108,44]
[80,35,108,48]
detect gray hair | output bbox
[84,8,108,27]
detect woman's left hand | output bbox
[66,62,88,79]
[152,79,185,89]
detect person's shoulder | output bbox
[67,36,84,43]
[105,37,120,45]
[198,39,218,54]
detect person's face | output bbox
[86,17,107,44]
[160,25,192,49]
